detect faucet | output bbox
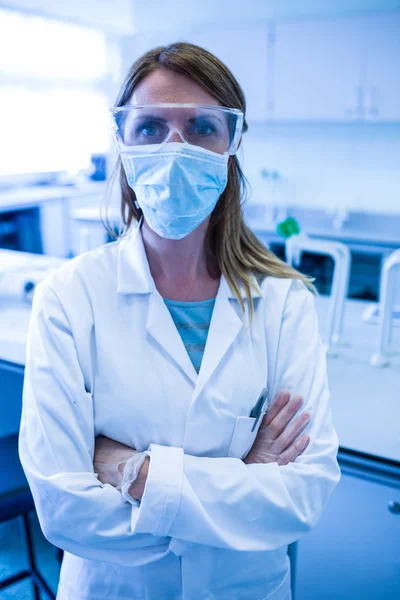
[370,248,400,368]
[285,235,351,356]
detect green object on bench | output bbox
[276,217,300,239]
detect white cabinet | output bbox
[272,12,400,122]
[189,26,272,122]
[272,16,366,121]
[294,456,400,599]
[363,12,400,121]
[122,13,399,123]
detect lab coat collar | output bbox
[117,216,262,389]
[117,216,155,295]
[117,216,262,301]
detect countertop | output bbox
[0,250,399,463]
[0,249,66,365]
[314,295,399,464]
[245,204,400,250]
[0,181,106,213]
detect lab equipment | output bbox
[89,153,107,181]
[110,103,244,155]
[0,268,54,303]
[0,207,42,253]
[370,248,400,368]
[0,250,63,303]
[281,223,351,356]
[277,217,300,239]
[362,303,400,327]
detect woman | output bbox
[19,42,341,600]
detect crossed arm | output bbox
[93,389,312,500]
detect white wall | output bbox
[1,0,135,34]
[7,0,400,35]
[131,0,400,32]
[240,122,400,216]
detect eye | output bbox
[132,119,168,141]
[189,119,217,136]
[136,121,161,137]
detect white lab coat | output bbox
[19,218,341,600]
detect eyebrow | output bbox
[133,115,168,123]
[133,113,224,125]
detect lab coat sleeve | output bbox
[18,282,171,566]
[130,278,342,552]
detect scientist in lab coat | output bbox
[19,42,341,600]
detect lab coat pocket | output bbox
[227,410,267,459]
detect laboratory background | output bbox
[0,0,399,599]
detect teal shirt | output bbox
[163,297,216,373]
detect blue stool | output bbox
[0,391,57,600]
[0,434,56,598]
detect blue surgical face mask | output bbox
[120,142,229,240]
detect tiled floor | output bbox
[0,512,60,599]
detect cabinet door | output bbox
[272,17,366,121]
[295,471,400,599]
[189,26,271,122]
[0,360,25,438]
[40,199,69,257]
[364,12,400,121]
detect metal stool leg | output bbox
[287,541,298,600]
[56,547,64,564]
[20,513,56,600]
[19,514,40,600]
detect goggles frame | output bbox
[110,102,244,155]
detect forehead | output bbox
[130,69,221,107]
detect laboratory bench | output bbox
[0,182,105,213]
[245,204,400,302]
[0,181,106,257]
[245,204,400,250]
[0,249,399,599]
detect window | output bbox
[0,8,115,176]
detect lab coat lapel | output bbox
[146,290,198,384]
[117,218,262,391]
[117,219,198,384]
[194,274,251,399]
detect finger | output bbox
[266,394,304,439]
[275,411,311,452]
[261,390,291,427]
[277,435,310,466]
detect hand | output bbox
[128,456,150,500]
[243,390,311,465]
[93,435,137,487]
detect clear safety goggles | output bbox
[110,103,244,155]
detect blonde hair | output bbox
[103,41,316,325]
